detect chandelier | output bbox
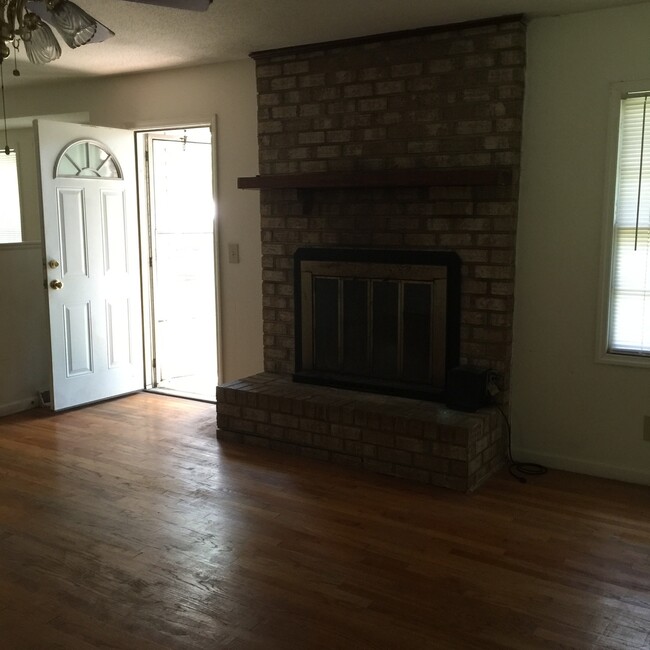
[0,0,113,69]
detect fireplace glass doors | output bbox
[294,248,460,400]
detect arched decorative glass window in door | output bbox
[55,140,122,179]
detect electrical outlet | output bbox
[228,243,240,264]
[486,371,500,397]
[644,416,650,442]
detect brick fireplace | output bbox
[217,15,525,491]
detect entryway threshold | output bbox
[146,387,216,405]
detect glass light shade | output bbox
[48,0,97,48]
[24,20,61,64]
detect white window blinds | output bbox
[0,150,22,243]
[610,95,650,354]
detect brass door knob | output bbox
[50,279,63,290]
[48,260,60,269]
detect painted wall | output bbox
[0,60,263,413]
[512,4,650,484]
[0,243,49,415]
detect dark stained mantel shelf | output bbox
[237,167,513,190]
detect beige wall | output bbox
[0,60,263,413]
[512,4,650,484]
[0,243,49,415]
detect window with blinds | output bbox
[0,150,22,244]
[608,94,650,356]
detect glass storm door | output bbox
[145,129,217,399]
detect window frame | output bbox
[597,80,650,368]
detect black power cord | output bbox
[494,403,547,484]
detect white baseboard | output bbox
[0,397,38,418]
[513,447,650,486]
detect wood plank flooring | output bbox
[0,392,649,649]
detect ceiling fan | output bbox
[0,0,213,67]
[0,0,214,155]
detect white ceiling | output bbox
[5,0,647,87]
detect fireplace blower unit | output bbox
[445,366,492,412]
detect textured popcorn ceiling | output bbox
[4,0,646,86]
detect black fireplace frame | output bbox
[293,247,461,401]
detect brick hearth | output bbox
[217,374,504,492]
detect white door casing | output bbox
[36,120,144,411]
[144,130,217,395]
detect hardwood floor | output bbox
[0,392,649,649]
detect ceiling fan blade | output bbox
[121,0,213,10]
[25,1,115,44]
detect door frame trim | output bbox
[134,120,222,397]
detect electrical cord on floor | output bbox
[494,403,547,484]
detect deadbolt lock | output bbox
[48,260,60,269]
[50,279,63,290]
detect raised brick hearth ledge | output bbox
[216,373,505,492]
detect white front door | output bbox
[36,120,144,411]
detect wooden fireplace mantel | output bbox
[237,167,513,191]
